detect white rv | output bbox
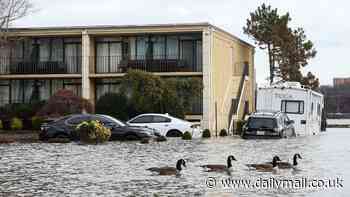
[256,82,324,136]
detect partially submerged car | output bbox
[242,111,295,139]
[39,114,160,141]
[127,113,202,137]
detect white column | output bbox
[202,27,213,131]
[81,30,91,100]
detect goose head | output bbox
[293,153,302,166]
[272,156,281,167]
[227,155,237,168]
[176,159,186,171]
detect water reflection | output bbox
[0,128,349,196]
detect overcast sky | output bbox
[13,0,350,85]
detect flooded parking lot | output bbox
[0,128,349,197]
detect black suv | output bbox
[242,111,295,139]
[39,114,160,141]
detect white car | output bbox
[127,113,202,137]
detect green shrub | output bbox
[202,129,211,138]
[182,131,192,140]
[0,120,3,130]
[32,116,45,130]
[219,129,228,137]
[121,70,203,119]
[235,120,247,135]
[11,117,23,130]
[75,120,111,144]
[95,93,131,121]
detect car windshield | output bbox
[99,115,126,127]
[247,117,277,129]
[52,115,72,123]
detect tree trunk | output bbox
[268,44,274,84]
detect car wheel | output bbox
[166,130,183,137]
[279,131,284,138]
[125,134,139,141]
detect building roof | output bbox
[8,22,255,48]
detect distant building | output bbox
[333,77,350,87]
[321,79,350,118]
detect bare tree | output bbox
[0,0,33,44]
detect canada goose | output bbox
[201,155,236,172]
[246,156,281,171]
[147,159,186,175]
[276,153,302,169]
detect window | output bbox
[317,103,321,116]
[152,116,171,123]
[67,116,89,125]
[281,100,304,114]
[95,79,121,100]
[166,36,178,59]
[96,41,122,73]
[136,36,147,59]
[0,81,10,106]
[64,42,82,73]
[129,115,153,123]
[247,118,277,129]
[152,36,165,58]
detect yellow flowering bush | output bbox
[75,120,111,144]
[11,117,23,130]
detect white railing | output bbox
[228,76,248,133]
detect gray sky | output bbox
[13,0,350,85]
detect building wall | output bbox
[208,30,255,132]
[334,78,350,87]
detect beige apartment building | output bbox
[0,23,255,133]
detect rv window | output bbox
[281,100,304,114]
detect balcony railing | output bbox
[0,56,82,75]
[95,55,202,74]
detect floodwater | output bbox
[0,128,349,197]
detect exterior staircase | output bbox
[228,63,250,134]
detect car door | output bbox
[149,115,172,135]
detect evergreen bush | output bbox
[202,129,211,138]
[219,129,228,137]
[95,93,131,121]
[182,131,192,140]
